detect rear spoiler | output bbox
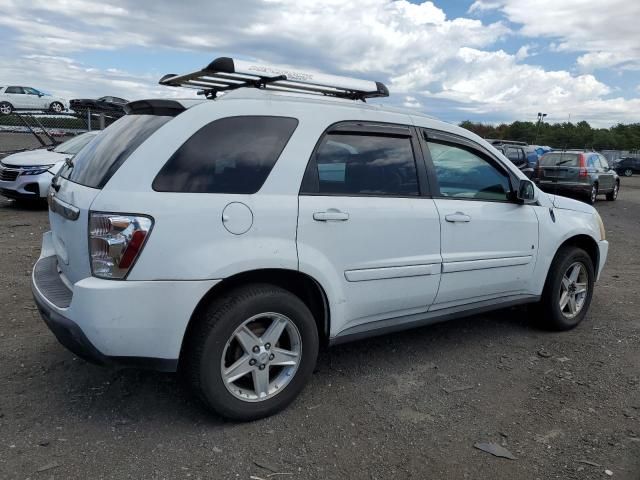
[124,99,186,117]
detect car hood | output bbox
[548,194,596,214]
[1,149,67,167]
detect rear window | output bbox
[539,152,580,167]
[152,116,298,194]
[61,114,171,188]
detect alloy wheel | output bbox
[52,103,63,113]
[625,169,632,177]
[559,262,589,319]
[0,104,11,115]
[221,312,302,402]
[590,185,597,203]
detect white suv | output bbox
[0,86,68,114]
[32,58,608,420]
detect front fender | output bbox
[531,206,601,294]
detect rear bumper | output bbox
[535,180,592,196]
[31,232,220,371]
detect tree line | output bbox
[459,120,640,151]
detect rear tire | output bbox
[537,246,595,331]
[0,102,13,115]
[183,284,319,421]
[606,181,619,201]
[623,168,633,177]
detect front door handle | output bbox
[313,209,349,222]
[445,212,471,223]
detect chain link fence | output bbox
[0,108,124,158]
[600,150,640,163]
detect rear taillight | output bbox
[89,213,153,279]
[578,154,588,177]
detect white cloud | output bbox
[390,47,633,126]
[468,1,504,14]
[403,96,422,108]
[470,0,640,72]
[514,44,534,60]
[0,55,187,102]
[0,0,638,126]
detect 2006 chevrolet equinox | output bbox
[32,57,609,420]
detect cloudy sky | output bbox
[0,0,638,127]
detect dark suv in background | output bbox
[615,157,640,177]
[487,140,534,178]
[533,150,619,204]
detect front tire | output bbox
[184,284,319,421]
[0,102,13,115]
[49,102,64,113]
[623,168,633,177]
[538,246,595,331]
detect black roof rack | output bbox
[159,57,389,102]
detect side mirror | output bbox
[517,179,537,204]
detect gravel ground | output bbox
[0,180,639,480]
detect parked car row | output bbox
[0,85,128,115]
[486,138,624,205]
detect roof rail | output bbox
[159,57,389,102]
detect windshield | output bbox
[60,114,171,188]
[539,152,580,167]
[53,133,97,155]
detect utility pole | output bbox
[535,112,547,144]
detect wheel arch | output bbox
[179,268,330,362]
[557,234,600,277]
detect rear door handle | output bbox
[445,212,471,223]
[313,209,349,222]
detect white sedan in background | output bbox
[0,131,99,201]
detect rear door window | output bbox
[153,116,298,194]
[304,132,419,196]
[61,114,172,188]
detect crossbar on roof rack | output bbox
[159,57,389,101]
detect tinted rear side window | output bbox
[539,153,580,167]
[153,116,298,194]
[308,133,419,196]
[61,115,171,188]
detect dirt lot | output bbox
[0,180,639,480]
